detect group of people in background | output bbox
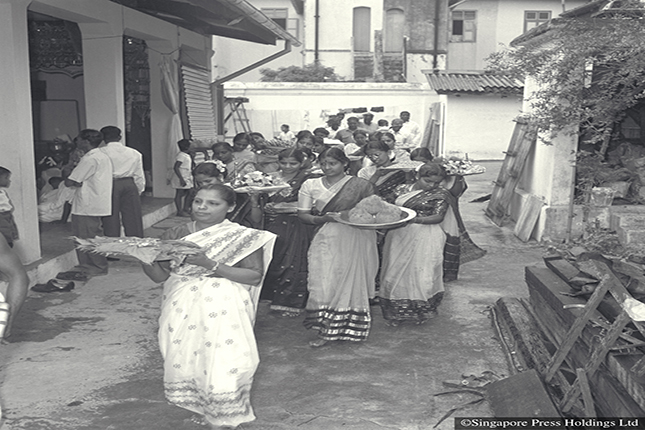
[153,109,485,427]
[0,109,484,430]
[0,125,146,341]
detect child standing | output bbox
[0,166,29,340]
[0,167,19,247]
[277,124,295,145]
[171,139,194,217]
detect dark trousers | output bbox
[102,177,143,238]
[72,214,108,274]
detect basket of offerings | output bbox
[336,195,416,229]
[440,157,486,176]
[72,236,202,265]
[232,171,291,193]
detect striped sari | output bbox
[379,188,459,323]
[300,176,378,341]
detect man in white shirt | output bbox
[399,111,422,147]
[100,126,145,238]
[359,112,379,138]
[389,118,416,151]
[63,129,113,277]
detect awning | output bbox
[109,0,300,46]
[424,71,523,95]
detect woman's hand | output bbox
[264,202,277,214]
[322,212,340,223]
[184,251,217,270]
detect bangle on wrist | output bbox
[211,261,220,272]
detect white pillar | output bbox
[78,22,126,132]
[0,0,41,263]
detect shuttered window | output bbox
[180,64,217,140]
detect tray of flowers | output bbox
[232,172,291,193]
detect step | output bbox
[2,200,175,289]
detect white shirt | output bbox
[401,120,422,147]
[68,147,113,216]
[389,128,416,151]
[101,141,146,194]
[0,189,13,212]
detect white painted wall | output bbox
[303,0,384,79]
[212,0,304,82]
[224,81,436,138]
[0,0,212,262]
[443,94,522,160]
[448,0,587,71]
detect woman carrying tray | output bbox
[298,147,378,347]
[142,184,276,429]
[250,148,319,317]
[379,163,457,326]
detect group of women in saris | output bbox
[138,129,484,428]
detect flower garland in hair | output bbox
[202,159,227,175]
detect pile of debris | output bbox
[493,250,645,417]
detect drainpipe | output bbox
[213,40,292,136]
[314,0,320,63]
[433,0,441,70]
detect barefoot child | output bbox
[0,166,29,340]
[171,139,194,217]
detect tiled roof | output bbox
[424,71,523,94]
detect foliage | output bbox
[486,18,645,145]
[259,63,342,82]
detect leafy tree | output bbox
[259,63,342,82]
[486,17,645,148]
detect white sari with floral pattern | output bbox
[158,219,275,427]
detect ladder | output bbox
[543,259,645,417]
[223,97,251,137]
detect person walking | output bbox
[100,126,145,238]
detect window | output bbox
[287,18,299,40]
[262,8,288,30]
[450,11,476,42]
[384,8,405,52]
[353,7,371,52]
[524,11,551,32]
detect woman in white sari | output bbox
[143,184,276,429]
[379,163,459,326]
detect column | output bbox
[78,22,126,132]
[0,0,41,263]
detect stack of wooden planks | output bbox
[494,256,645,418]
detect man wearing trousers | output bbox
[63,129,113,277]
[100,126,145,238]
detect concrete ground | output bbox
[0,161,546,430]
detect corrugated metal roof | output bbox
[424,71,523,94]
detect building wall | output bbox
[447,0,586,71]
[0,0,212,263]
[212,0,304,82]
[33,73,86,141]
[224,81,436,139]
[303,0,384,79]
[442,93,522,160]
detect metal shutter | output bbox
[180,64,217,140]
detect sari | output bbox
[300,176,379,342]
[223,157,258,227]
[262,170,318,313]
[379,188,458,323]
[158,220,276,428]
